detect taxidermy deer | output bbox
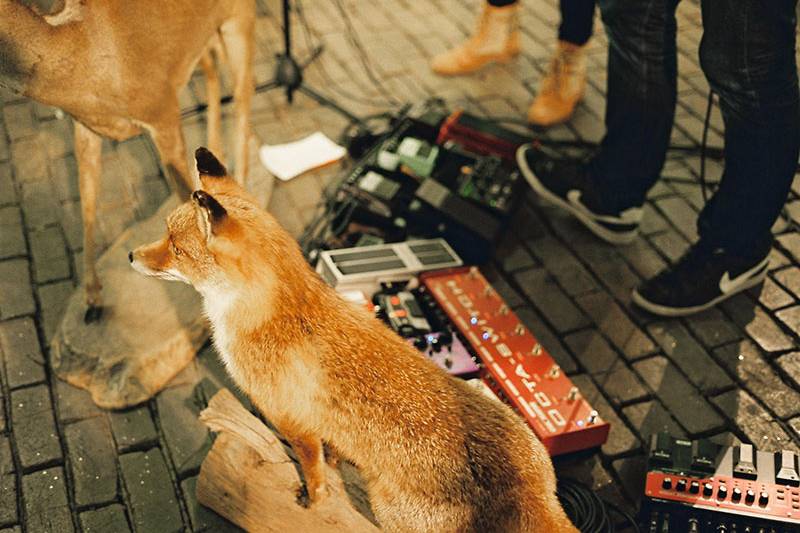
[0,0,254,321]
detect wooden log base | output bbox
[197,389,379,532]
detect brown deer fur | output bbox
[129,148,579,533]
[0,0,254,316]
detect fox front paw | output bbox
[295,482,328,508]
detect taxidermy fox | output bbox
[129,148,578,533]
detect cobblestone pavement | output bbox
[1,0,800,531]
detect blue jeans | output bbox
[587,0,800,258]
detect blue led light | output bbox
[470,317,478,325]
[482,332,490,340]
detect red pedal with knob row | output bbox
[640,433,800,531]
[420,266,610,456]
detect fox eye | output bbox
[171,242,182,256]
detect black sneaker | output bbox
[632,242,770,317]
[516,143,642,244]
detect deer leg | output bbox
[74,121,104,323]
[149,110,194,200]
[199,48,223,159]
[220,14,254,185]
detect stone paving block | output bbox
[36,281,74,342]
[654,196,698,242]
[54,379,102,423]
[0,165,15,205]
[0,317,46,389]
[711,389,798,454]
[120,449,184,533]
[777,351,800,388]
[10,138,48,183]
[28,227,70,283]
[633,356,725,436]
[570,374,640,457]
[564,329,619,375]
[684,307,742,349]
[38,117,72,160]
[774,267,800,298]
[756,277,794,310]
[515,306,578,374]
[0,474,16,528]
[649,230,690,265]
[22,467,75,533]
[525,235,597,296]
[11,385,62,470]
[721,296,795,353]
[494,236,537,273]
[181,476,243,532]
[777,233,800,264]
[647,321,732,393]
[109,406,158,453]
[48,154,79,203]
[575,291,656,360]
[617,239,668,281]
[80,504,131,533]
[611,454,648,503]
[0,436,11,476]
[776,305,800,338]
[569,242,641,303]
[513,268,590,333]
[65,417,118,508]
[2,102,36,141]
[0,207,26,259]
[156,384,212,478]
[22,467,73,533]
[714,341,800,419]
[0,259,36,319]
[20,180,60,229]
[623,400,687,440]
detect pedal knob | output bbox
[703,482,713,497]
[758,491,769,506]
[662,477,673,490]
[689,480,700,494]
[745,489,756,504]
[676,479,687,492]
[717,485,727,499]
[732,487,742,501]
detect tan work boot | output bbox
[430,4,520,76]
[527,41,588,126]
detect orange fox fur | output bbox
[130,148,578,533]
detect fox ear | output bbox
[192,190,226,238]
[195,147,228,178]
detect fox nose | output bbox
[128,251,133,263]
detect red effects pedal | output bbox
[420,266,610,456]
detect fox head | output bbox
[128,147,297,294]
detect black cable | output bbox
[328,0,402,107]
[557,479,641,533]
[294,0,401,109]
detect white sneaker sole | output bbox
[516,146,638,245]
[631,271,767,317]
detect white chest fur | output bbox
[199,284,239,369]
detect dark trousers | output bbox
[588,0,800,257]
[488,0,595,46]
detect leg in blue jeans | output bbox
[587,0,680,214]
[697,0,800,257]
[590,0,799,259]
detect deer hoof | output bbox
[83,305,104,324]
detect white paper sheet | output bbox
[258,132,346,181]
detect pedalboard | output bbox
[419,267,610,456]
[640,433,800,532]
